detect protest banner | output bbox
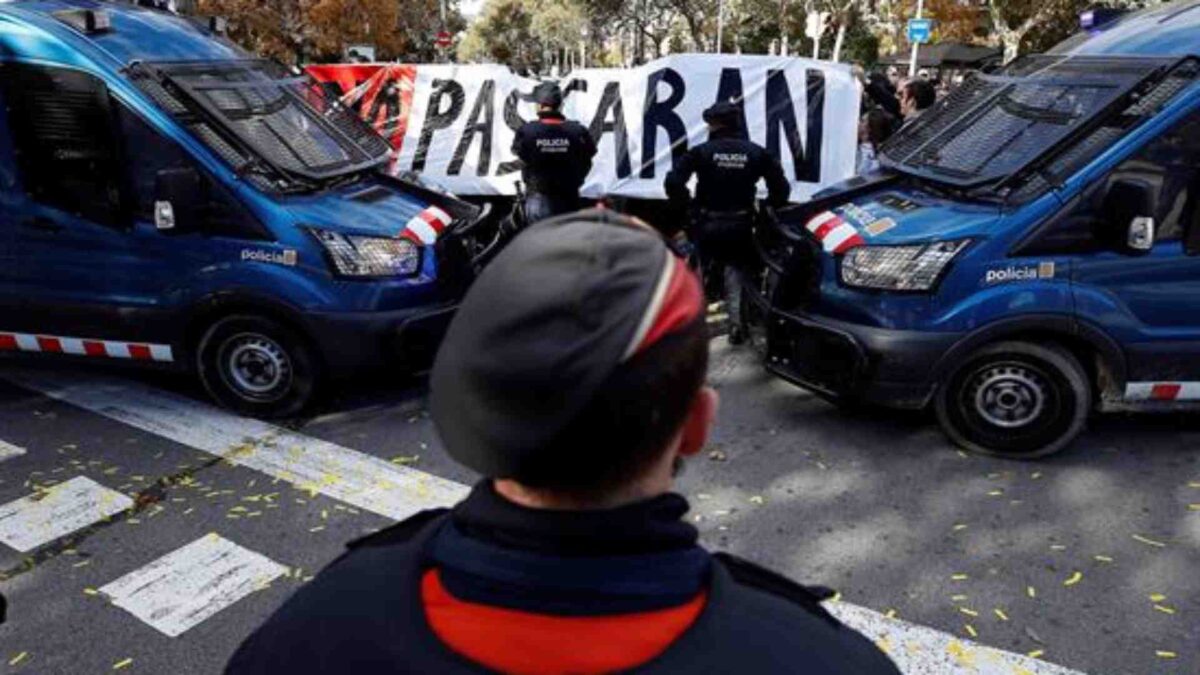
[309,55,860,202]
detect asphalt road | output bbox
[0,339,1196,675]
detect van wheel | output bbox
[196,315,319,419]
[935,341,1090,458]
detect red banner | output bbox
[307,64,417,156]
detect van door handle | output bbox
[22,217,63,233]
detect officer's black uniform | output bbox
[665,102,790,342]
[511,83,597,223]
[226,484,901,674]
[225,212,898,675]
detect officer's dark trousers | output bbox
[525,192,582,223]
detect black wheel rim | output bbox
[216,332,294,404]
[954,358,1071,455]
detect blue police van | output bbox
[752,0,1200,457]
[0,1,498,417]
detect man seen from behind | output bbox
[664,101,790,346]
[226,210,899,675]
[511,82,597,223]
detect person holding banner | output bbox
[512,82,597,223]
[664,101,790,346]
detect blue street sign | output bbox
[907,18,933,44]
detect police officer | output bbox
[665,101,790,345]
[511,82,597,223]
[226,210,899,675]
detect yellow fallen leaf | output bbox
[1156,650,1177,659]
[1150,593,1167,602]
[1030,472,1042,480]
[994,608,1009,621]
[1027,649,1045,659]
[112,657,133,670]
[951,594,968,601]
[952,524,968,531]
[1094,555,1113,563]
[964,624,978,638]
[951,573,969,581]
[83,588,99,596]
[309,525,325,533]
[885,609,898,619]
[1153,604,1175,615]
[8,652,29,666]
[829,591,842,602]
[1027,586,1037,598]
[959,607,979,617]
[1187,504,1200,511]
[1063,571,1083,586]
[1132,534,1166,548]
[748,495,765,505]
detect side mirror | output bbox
[1102,178,1157,253]
[1128,216,1155,252]
[153,167,202,232]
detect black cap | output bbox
[702,100,742,129]
[533,81,564,109]
[430,209,704,480]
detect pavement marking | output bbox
[4,370,468,521]
[0,476,134,552]
[100,533,287,637]
[7,370,1088,674]
[828,603,1085,675]
[0,439,26,462]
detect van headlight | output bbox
[840,240,971,291]
[309,229,421,277]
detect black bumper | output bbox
[756,303,961,410]
[304,303,459,376]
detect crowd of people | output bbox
[854,65,939,174]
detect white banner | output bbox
[391,55,860,202]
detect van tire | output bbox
[196,315,319,419]
[935,341,1090,458]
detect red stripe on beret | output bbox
[632,255,704,357]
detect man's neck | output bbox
[493,479,666,511]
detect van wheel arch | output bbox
[931,318,1126,405]
[185,296,318,359]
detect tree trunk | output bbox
[832,21,846,62]
[1000,30,1023,64]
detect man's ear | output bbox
[678,386,719,458]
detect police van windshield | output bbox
[880,56,1178,195]
[128,59,391,193]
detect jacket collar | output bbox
[450,481,700,556]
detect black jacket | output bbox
[512,112,597,197]
[665,130,791,212]
[226,483,899,674]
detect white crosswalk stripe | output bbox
[829,603,1083,675]
[0,439,26,462]
[0,475,133,552]
[100,533,288,638]
[4,369,467,521]
[4,369,1087,674]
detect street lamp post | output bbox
[908,0,924,78]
